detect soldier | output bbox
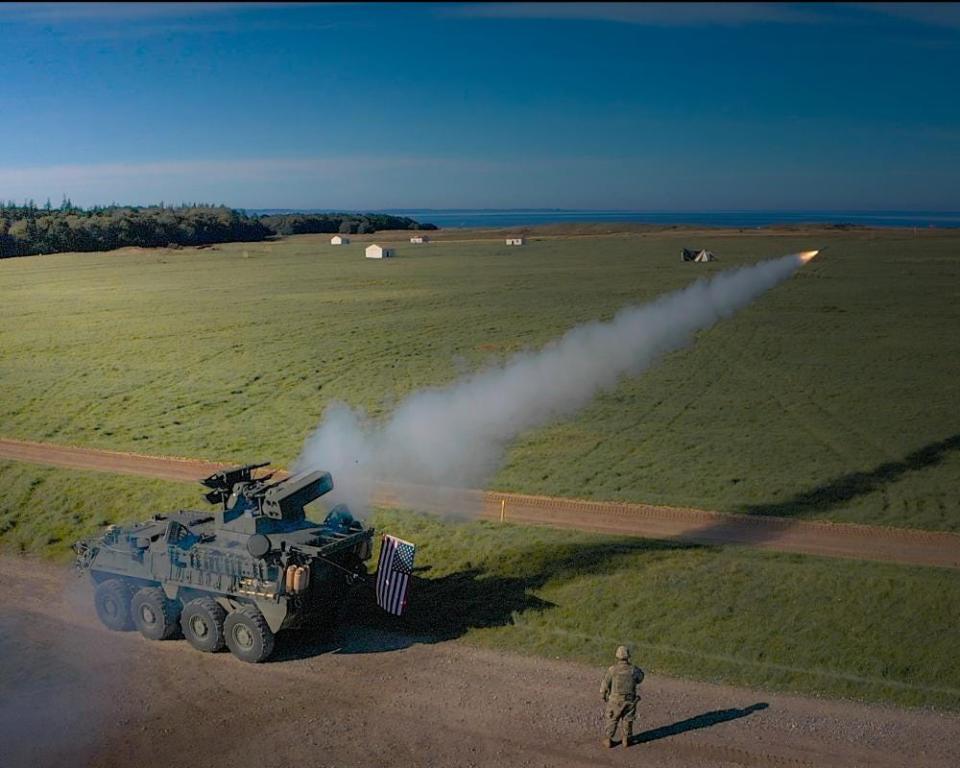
[601,645,644,748]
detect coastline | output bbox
[325,220,957,243]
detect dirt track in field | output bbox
[3,437,960,570]
[1,556,957,768]
[3,437,959,570]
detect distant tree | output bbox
[0,203,434,259]
[0,203,271,259]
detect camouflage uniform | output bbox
[601,647,644,747]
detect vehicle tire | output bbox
[94,579,134,631]
[131,586,181,640]
[181,597,227,653]
[224,605,275,663]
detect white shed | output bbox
[506,237,525,246]
[331,235,349,245]
[410,235,430,244]
[365,244,394,259]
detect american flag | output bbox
[375,534,416,616]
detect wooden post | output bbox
[499,498,506,523]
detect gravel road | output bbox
[2,437,958,569]
[1,557,957,768]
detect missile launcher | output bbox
[74,463,376,662]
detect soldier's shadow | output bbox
[630,702,769,745]
[272,536,704,661]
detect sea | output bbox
[253,208,960,229]
[380,209,960,230]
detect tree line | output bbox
[260,212,437,236]
[0,201,437,258]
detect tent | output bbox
[682,248,717,262]
[365,244,394,259]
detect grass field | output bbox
[2,460,958,710]
[2,228,958,530]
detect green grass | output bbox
[1,230,959,530]
[375,508,960,711]
[3,460,957,710]
[0,460,198,559]
[3,232,955,709]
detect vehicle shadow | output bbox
[270,566,554,661]
[630,702,768,745]
[271,536,706,661]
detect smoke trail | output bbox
[295,252,814,514]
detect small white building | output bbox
[410,235,430,244]
[365,244,395,259]
[506,237,526,246]
[331,235,350,245]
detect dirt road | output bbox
[3,437,959,569]
[1,556,956,768]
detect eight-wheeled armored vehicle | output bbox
[74,462,376,662]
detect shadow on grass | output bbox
[631,702,768,745]
[272,536,705,661]
[740,433,960,520]
[675,434,960,550]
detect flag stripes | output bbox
[376,534,416,616]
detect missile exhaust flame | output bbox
[799,250,820,264]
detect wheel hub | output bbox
[190,615,209,638]
[233,623,254,650]
[141,605,157,625]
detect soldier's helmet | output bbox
[615,645,630,661]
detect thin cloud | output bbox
[0,3,344,42]
[0,2,304,23]
[0,155,510,208]
[0,155,495,184]
[59,19,341,42]
[446,2,821,27]
[845,3,960,30]
[1,146,953,210]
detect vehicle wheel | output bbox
[224,605,275,663]
[181,597,227,653]
[131,586,181,640]
[94,579,134,631]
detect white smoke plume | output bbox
[295,252,813,515]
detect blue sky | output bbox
[0,2,958,210]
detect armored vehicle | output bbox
[74,463,376,662]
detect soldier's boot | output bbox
[622,722,634,747]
